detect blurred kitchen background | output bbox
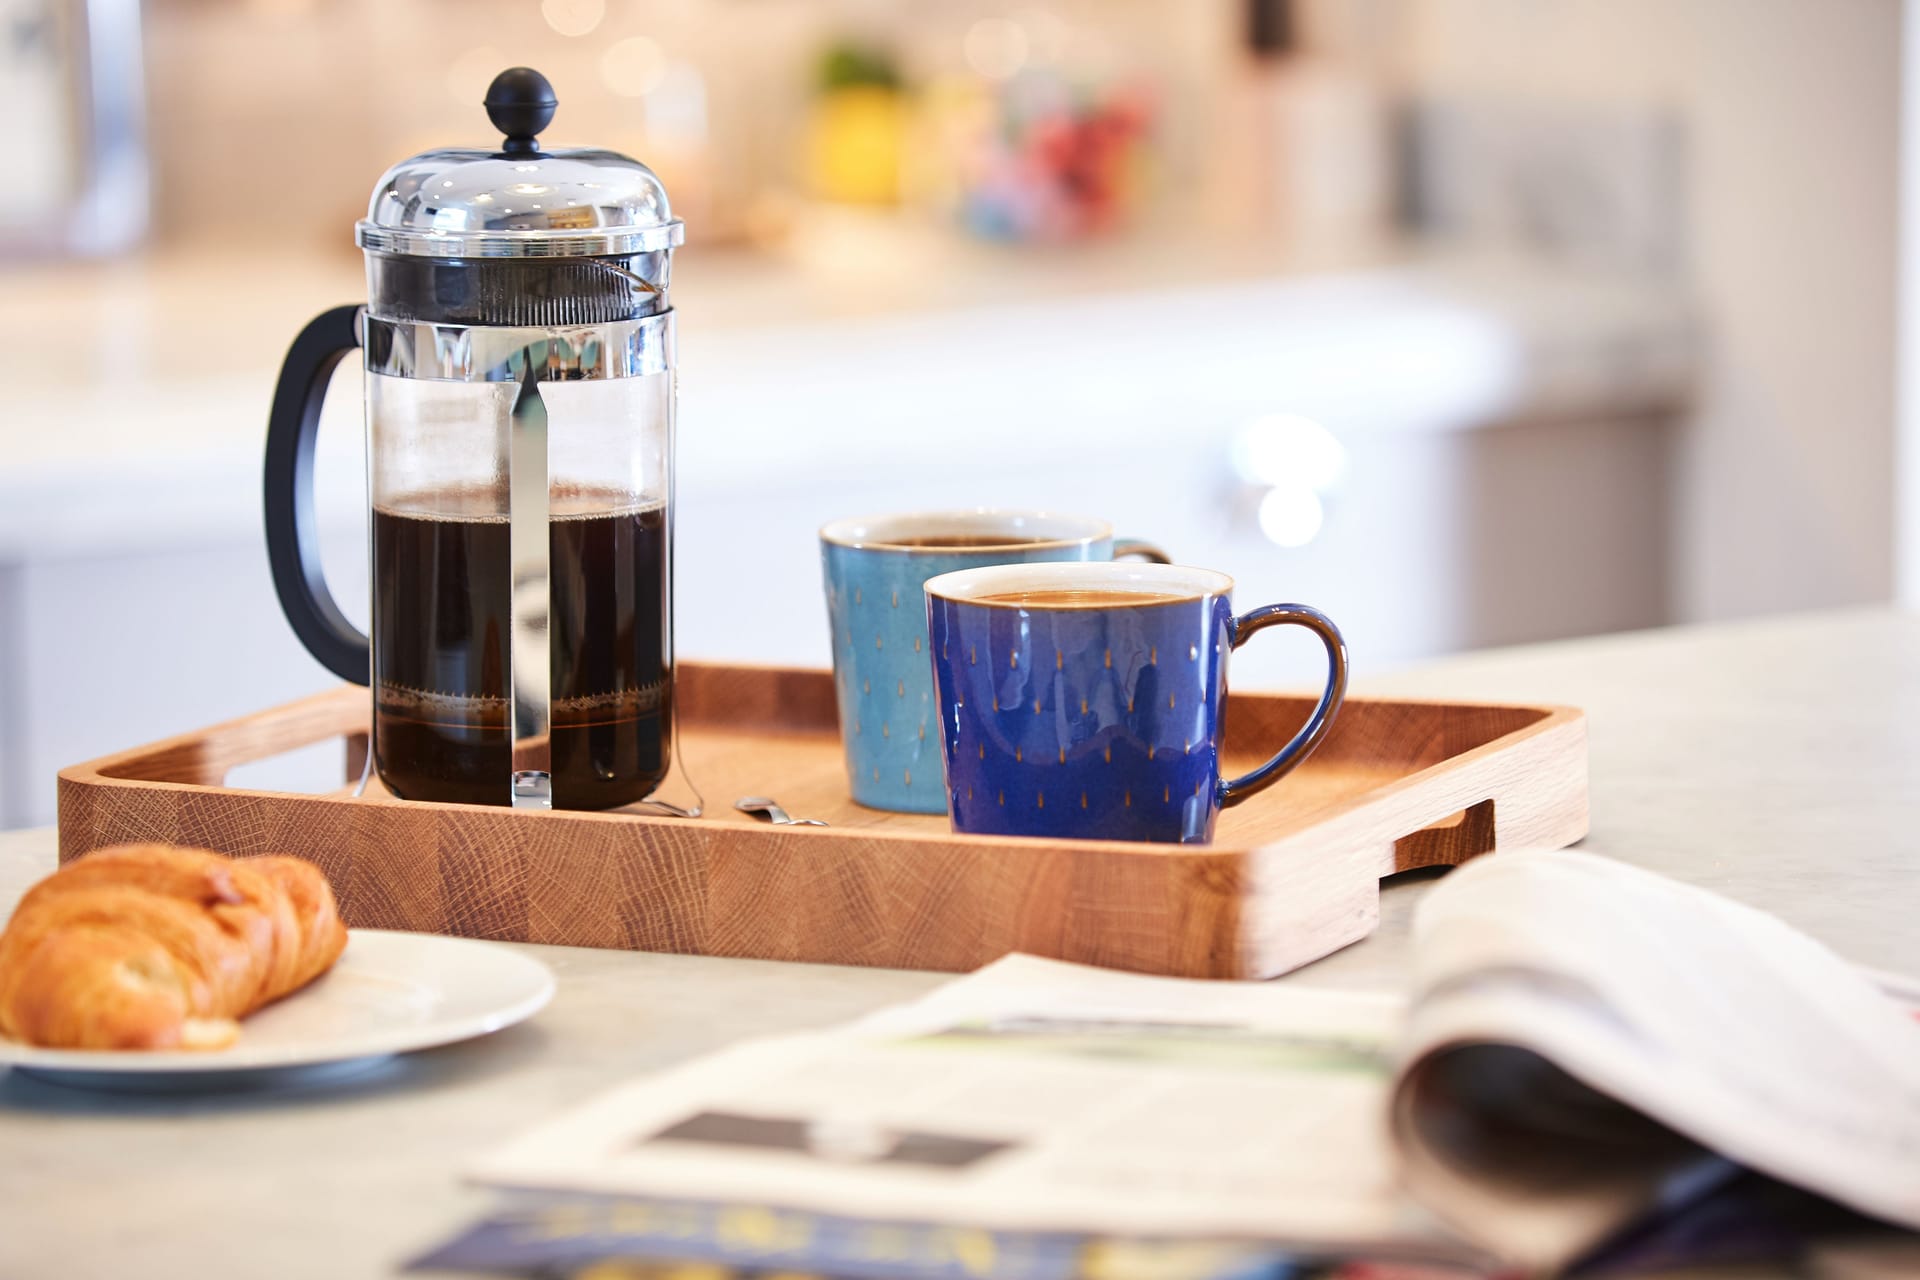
[0,0,1906,827]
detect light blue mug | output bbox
[821,511,1168,812]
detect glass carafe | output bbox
[263,68,684,812]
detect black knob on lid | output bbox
[485,67,557,154]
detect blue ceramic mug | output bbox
[924,561,1348,843]
[821,511,1168,813]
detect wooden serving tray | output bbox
[57,664,1587,980]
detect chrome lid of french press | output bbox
[355,67,686,260]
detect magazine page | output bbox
[405,1189,1307,1280]
[1391,849,1920,1273]
[474,955,1484,1266]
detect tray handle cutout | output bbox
[1393,799,1496,874]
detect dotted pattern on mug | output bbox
[928,594,1234,842]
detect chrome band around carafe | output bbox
[363,313,673,383]
[355,220,684,260]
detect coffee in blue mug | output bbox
[821,511,1167,813]
[924,562,1348,843]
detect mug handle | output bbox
[1113,537,1172,564]
[1217,604,1349,808]
[264,304,371,686]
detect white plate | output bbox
[0,930,555,1081]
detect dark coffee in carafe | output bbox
[371,492,670,809]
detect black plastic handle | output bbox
[264,304,370,686]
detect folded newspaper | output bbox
[471,851,1920,1276]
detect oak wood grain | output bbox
[57,663,1588,978]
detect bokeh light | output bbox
[964,18,1030,80]
[1231,414,1348,492]
[601,36,668,98]
[1257,486,1326,549]
[541,0,604,38]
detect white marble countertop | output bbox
[0,243,1694,560]
[6,608,1911,1278]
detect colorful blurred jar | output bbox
[807,44,908,205]
[922,69,1156,242]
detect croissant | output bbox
[0,844,348,1051]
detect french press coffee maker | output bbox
[265,68,685,812]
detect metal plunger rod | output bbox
[508,353,554,810]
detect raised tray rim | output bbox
[56,668,1585,860]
